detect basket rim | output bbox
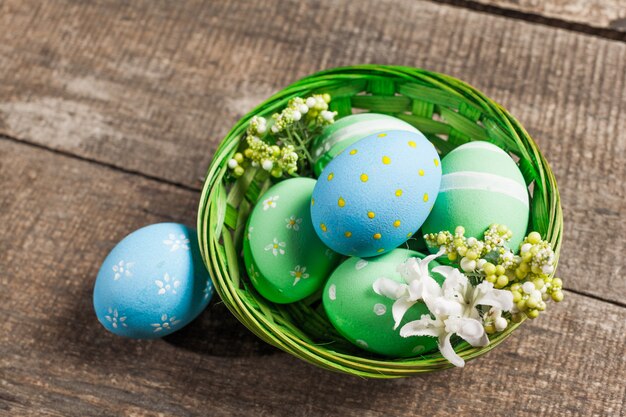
[197,65,563,378]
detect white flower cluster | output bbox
[372,250,513,367]
[271,94,336,133]
[227,94,337,178]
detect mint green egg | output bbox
[323,249,442,357]
[244,178,341,303]
[311,113,418,176]
[422,141,530,253]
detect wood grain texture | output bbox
[1,140,624,416]
[462,0,626,32]
[1,0,624,304]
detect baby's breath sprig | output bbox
[227,94,337,179]
[424,225,564,325]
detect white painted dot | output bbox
[412,345,426,354]
[356,339,369,348]
[328,284,336,301]
[355,259,369,270]
[373,303,386,316]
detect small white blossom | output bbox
[104,308,127,329]
[112,260,133,280]
[460,257,476,272]
[321,110,335,121]
[151,314,181,333]
[264,238,286,256]
[290,265,310,286]
[155,273,180,295]
[262,195,279,210]
[285,215,302,231]
[483,307,508,332]
[163,233,190,252]
[261,160,273,171]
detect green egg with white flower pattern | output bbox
[244,178,342,303]
[323,249,443,357]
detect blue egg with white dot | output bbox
[93,223,213,339]
[311,129,442,258]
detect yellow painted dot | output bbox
[338,197,345,207]
[395,189,403,197]
[327,173,334,181]
[423,193,429,202]
[344,231,352,238]
[418,169,425,176]
[393,220,401,228]
[360,173,368,182]
[408,141,416,148]
[311,198,315,205]
[407,232,413,238]
[377,248,385,253]
[367,211,375,219]
[434,159,439,167]
[378,133,387,138]
[382,156,391,165]
[349,149,358,155]
[320,223,327,232]
[373,233,382,240]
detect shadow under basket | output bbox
[197,65,563,378]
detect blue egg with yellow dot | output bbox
[311,130,442,257]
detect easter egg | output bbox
[422,141,530,252]
[323,249,442,357]
[93,223,213,339]
[311,129,442,258]
[311,113,419,176]
[244,178,341,303]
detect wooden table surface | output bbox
[1,1,625,416]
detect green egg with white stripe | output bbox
[311,113,419,177]
[422,141,530,253]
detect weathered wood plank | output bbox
[461,0,626,32]
[0,140,624,416]
[1,0,624,304]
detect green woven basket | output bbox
[197,65,562,378]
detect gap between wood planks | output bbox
[428,0,626,42]
[0,133,202,193]
[2,132,625,311]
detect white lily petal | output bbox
[421,248,446,267]
[417,248,445,276]
[431,265,454,278]
[474,282,514,311]
[399,315,442,338]
[392,297,417,329]
[430,296,463,317]
[407,279,423,301]
[400,258,421,282]
[446,317,489,347]
[434,266,468,293]
[438,332,465,368]
[372,278,406,299]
